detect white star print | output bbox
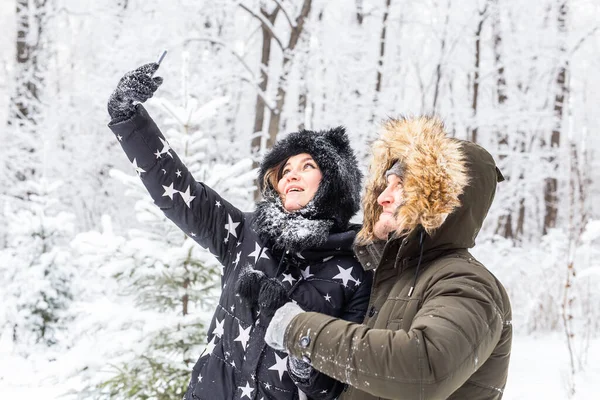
[162,182,177,199]
[176,169,182,177]
[300,266,314,279]
[205,335,217,355]
[264,383,271,390]
[213,317,225,337]
[248,242,269,263]
[234,323,252,350]
[178,186,196,208]
[230,305,235,312]
[324,293,331,302]
[117,134,123,141]
[355,278,361,286]
[154,150,162,158]
[282,273,297,286]
[332,265,356,287]
[225,214,240,240]
[161,168,167,175]
[158,137,173,157]
[190,232,196,237]
[233,252,241,268]
[268,353,288,381]
[215,200,222,208]
[239,382,254,399]
[197,373,202,382]
[131,158,145,176]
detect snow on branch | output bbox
[237,3,285,51]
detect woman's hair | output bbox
[262,159,287,196]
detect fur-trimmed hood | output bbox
[357,116,502,249]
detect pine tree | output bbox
[0,179,76,350]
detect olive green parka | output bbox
[283,117,512,400]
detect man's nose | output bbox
[377,187,393,206]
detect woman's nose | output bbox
[286,170,300,181]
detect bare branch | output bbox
[184,36,275,110]
[570,26,600,56]
[238,3,285,51]
[185,36,257,80]
[271,0,296,28]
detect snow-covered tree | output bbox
[0,179,76,350]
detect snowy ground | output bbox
[1,333,598,399]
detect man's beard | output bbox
[373,213,399,240]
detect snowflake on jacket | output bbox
[109,105,372,400]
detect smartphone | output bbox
[156,50,167,66]
[151,50,167,76]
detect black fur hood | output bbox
[257,126,362,232]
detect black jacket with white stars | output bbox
[108,105,373,400]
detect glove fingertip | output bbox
[153,76,163,86]
[137,62,159,75]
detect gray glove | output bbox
[107,63,163,122]
[264,302,304,351]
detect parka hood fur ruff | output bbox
[357,116,470,244]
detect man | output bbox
[264,116,512,400]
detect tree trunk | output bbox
[489,0,520,239]
[469,3,488,144]
[356,0,364,25]
[247,6,279,200]
[370,0,392,123]
[432,0,451,111]
[251,7,279,156]
[297,38,309,131]
[266,0,313,149]
[12,0,48,126]
[543,1,568,234]
[8,0,49,185]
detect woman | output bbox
[107,62,372,400]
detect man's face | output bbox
[373,174,404,240]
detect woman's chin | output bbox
[283,200,304,212]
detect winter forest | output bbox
[1,0,599,398]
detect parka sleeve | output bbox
[283,265,505,400]
[108,105,244,269]
[291,267,373,399]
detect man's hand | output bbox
[264,302,304,352]
[107,63,163,122]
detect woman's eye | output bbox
[281,169,290,176]
[304,163,315,170]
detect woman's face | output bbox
[276,153,323,211]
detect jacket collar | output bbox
[355,227,453,273]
